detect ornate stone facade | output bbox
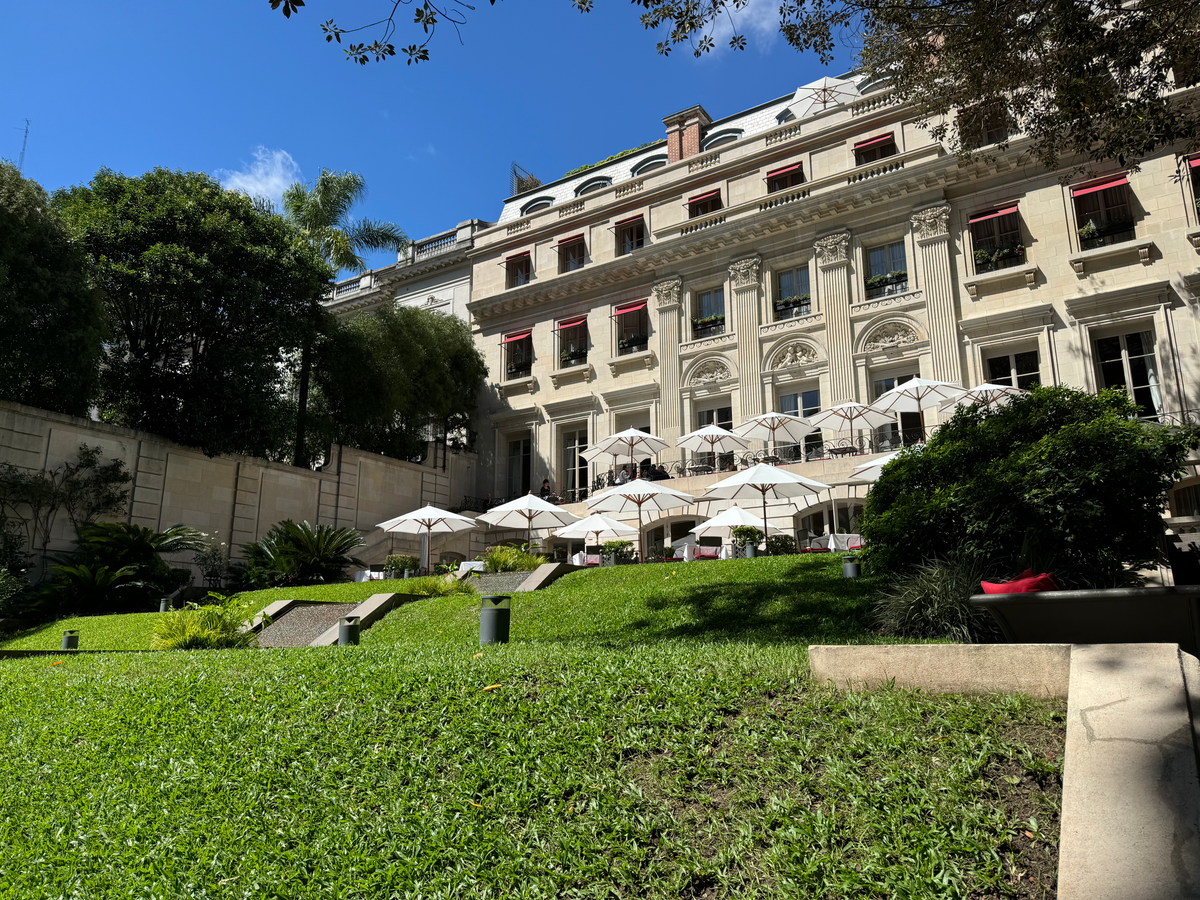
[814,232,851,266]
[909,205,951,241]
[863,322,919,352]
[689,359,732,385]
[652,277,683,308]
[728,256,762,289]
[770,342,818,369]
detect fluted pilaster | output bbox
[729,256,764,420]
[652,277,684,443]
[815,232,855,404]
[910,205,963,385]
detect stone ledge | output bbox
[1068,237,1155,274]
[962,262,1039,299]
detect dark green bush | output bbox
[766,534,797,556]
[234,520,365,588]
[859,385,1200,586]
[873,555,1000,643]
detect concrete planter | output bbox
[970,586,1200,656]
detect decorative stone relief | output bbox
[652,277,683,309]
[770,342,818,370]
[728,256,761,289]
[814,232,851,266]
[910,205,951,241]
[863,323,919,352]
[689,359,732,385]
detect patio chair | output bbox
[694,546,721,560]
[584,553,602,567]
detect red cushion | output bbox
[808,547,831,553]
[980,570,1060,594]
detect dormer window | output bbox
[701,129,743,151]
[776,109,796,125]
[575,176,611,197]
[688,190,722,219]
[557,235,586,274]
[631,155,668,177]
[505,251,532,289]
[766,163,805,193]
[520,197,553,216]
[854,133,898,166]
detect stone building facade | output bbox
[466,74,1200,541]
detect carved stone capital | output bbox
[652,277,683,309]
[689,359,732,385]
[814,232,851,267]
[728,256,761,289]
[910,205,951,241]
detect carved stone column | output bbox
[910,205,963,385]
[729,255,764,420]
[815,232,855,404]
[652,277,684,444]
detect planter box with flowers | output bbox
[864,271,909,299]
[617,334,648,355]
[558,348,588,368]
[1078,218,1136,251]
[690,314,726,339]
[974,244,1025,274]
[773,294,812,320]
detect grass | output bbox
[0,556,1064,897]
[238,575,475,614]
[0,611,160,651]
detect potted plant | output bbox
[617,334,648,352]
[864,270,908,294]
[559,347,587,367]
[384,554,419,579]
[730,526,764,559]
[773,294,811,316]
[690,314,726,335]
[601,540,636,565]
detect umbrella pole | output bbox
[637,503,645,563]
[762,490,769,554]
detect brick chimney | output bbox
[663,105,713,164]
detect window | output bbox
[854,133,898,166]
[631,155,667,177]
[613,301,650,356]
[616,216,645,256]
[1072,176,1135,250]
[969,207,1024,274]
[575,176,611,197]
[1190,156,1200,216]
[502,330,533,380]
[561,427,588,500]
[774,265,811,320]
[776,108,796,125]
[958,103,1009,150]
[692,287,725,337]
[780,388,822,459]
[505,252,531,289]
[556,317,587,369]
[865,241,908,298]
[520,197,553,216]
[767,163,805,194]
[688,190,722,219]
[697,405,735,470]
[873,373,922,447]
[702,129,742,151]
[1095,330,1164,419]
[986,350,1040,389]
[558,236,586,274]
[507,437,531,498]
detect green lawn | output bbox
[0,611,161,651]
[0,556,1063,898]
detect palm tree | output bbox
[282,169,409,466]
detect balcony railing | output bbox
[414,232,458,260]
[773,296,812,320]
[864,272,909,300]
[1079,220,1136,252]
[974,245,1025,274]
[691,315,726,339]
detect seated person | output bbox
[615,465,630,485]
[649,464,670,481]
[539,478,553,499]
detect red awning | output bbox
[1190,157,1200,169]
[688,190,720,204]
[557,317,587,330]
[614,214,644,227]
[969,205,1019,224]
[558,234,584,245]
[767,163,802,178]
[854,133,893,149]
[614,301,646,316]
[506,250,530,260]
[502,330,532,344]
[1071,175,1128,198]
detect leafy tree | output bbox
[0,161,104,416]
[52,168,333,459]
[858,386,1200,588]
[312,305,487,461]
[280,0,1200,172]
[282,168,408,466]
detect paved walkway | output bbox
[257,603,359,648]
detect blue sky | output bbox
[3,0,854,273]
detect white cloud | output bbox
[706,0,781,56]
[214,147,302,213]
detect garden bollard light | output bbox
[62,630,79,650]
[338,616,361,646]
[842,556,861,579]
[159,597,170,613]
[745,543,757,558]
[480,595,511,646]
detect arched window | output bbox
[631,155,668,177]
[776,108,796,125]
[701,129,743,151]
[520,196,554,216]
[575,176,612,197]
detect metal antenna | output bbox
[16,119,30,172]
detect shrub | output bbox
[235,520,365,588]
[480,545,545,573]
[71,522,205,607]
[36,563,148,616]
[765,534,797,556]
[874,556,1000,643]
[384,554,420,576]
[730,527,764,550]
[0,567,27,616]
[152,592,261,650]
[859,385,1200,585]
[192,535,228,588]
[601,540,636,562]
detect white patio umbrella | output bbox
[584,428,670,481]
[938,382,1026,413]
[789,76,861,119]
[700,464,830,541]
[553,513,639,548]
[476,493,581,549]
[871,377,965,414]
[377,505,477,573]
[806,402,896,452]
[849,450,904,484]
[676,424,749,465]
[734,412,815,455]
[587,479,695,562]
[690,505,781,539]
